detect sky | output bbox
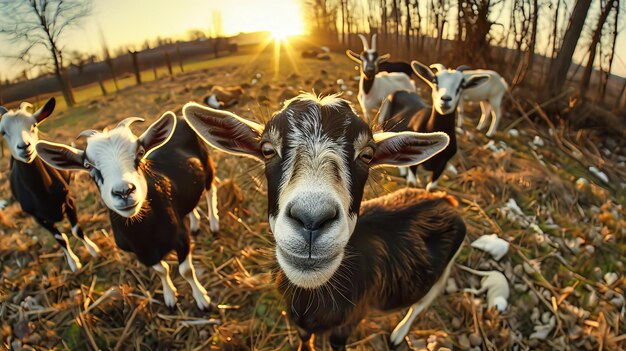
[0,0,625,79]
[0,0,306,79]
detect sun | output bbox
[268,19,304,41]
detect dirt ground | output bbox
[0,50,624,350]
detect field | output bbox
[0,50,625,351]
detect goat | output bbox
[379,61,490,190]
[183,93,466,350]
[36,112,219,309]
[0,98,99,272]
[346,34,415,124]
[430,64,508,137]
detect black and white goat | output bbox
[379,61,489,190]
[346,34,415,124]
[183,93,466,350]
[0,98,99,272]
[430,64,508,137]
[36,113,219,309]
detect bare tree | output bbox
[580,0,615,95]
[545,0,592,96]
[601,0,619,102]
[0,0,93,107]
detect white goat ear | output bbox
[33,98,56,124]
[371,131,449,168]
[183,102,264,160]
[36,140,86,171]
[138,111,177,156]
[463,74,490,89]
[411,61,435,86]
[346,50,362,63]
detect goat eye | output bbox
[137,145,146,158]
[261,142,276,159]
[359,147,374,164]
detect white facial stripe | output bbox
[433,70,465,114]
[267,125,283,157]
[0,109,39,163]
[85,127,148,218]
[353,131,370,160]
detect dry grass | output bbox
[0,51,624,351]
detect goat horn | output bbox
[0,106,7,116]
[456,65,472,72]
[358,34,369,50]
[117,117,145,129]
[77,130,99,139]
[429,63,447,73]
[371,33,377,52]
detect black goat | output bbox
[36,112,219,309]
[0,98,99,271]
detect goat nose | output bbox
[441,95,452,102]
[17,142,30,150]
[111,183,137,199]
[288,203,338,234]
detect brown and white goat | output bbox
[183,93,466,350]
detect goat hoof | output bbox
[209,220,220,234]
[195,293,212,311]
[163,290,178,309]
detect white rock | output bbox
[336,78,344,85]
[589,166,609,184]
[445,278,458,294]
[530,315,556,340]
[604,272,618,285]
[471,234,509,261]
[532,136,544,147]
[507,129,519,137]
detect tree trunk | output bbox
[602,0,619,103]
[129,50,142,85]
[176,44,184,73]
[405,0,412,55]
[164,52,173,76]
[341,0,346,46]
[551,0,561,59]
[97,72,107,96]
[580,0,614,95]
[55,70,75,106]
[545,0,592,96]
[617,77,626,109]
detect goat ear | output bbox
[183,102,264,160]
[346,50,362,63]
[371,131,449,168]
[463,74,490,89]
[138,111,177,156]
[377,53,390,63]
[36,141,86,171]
[33,98,56,124]
[411,61,435,86]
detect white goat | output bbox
[431,64,508,137]
[346,34,415,124]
